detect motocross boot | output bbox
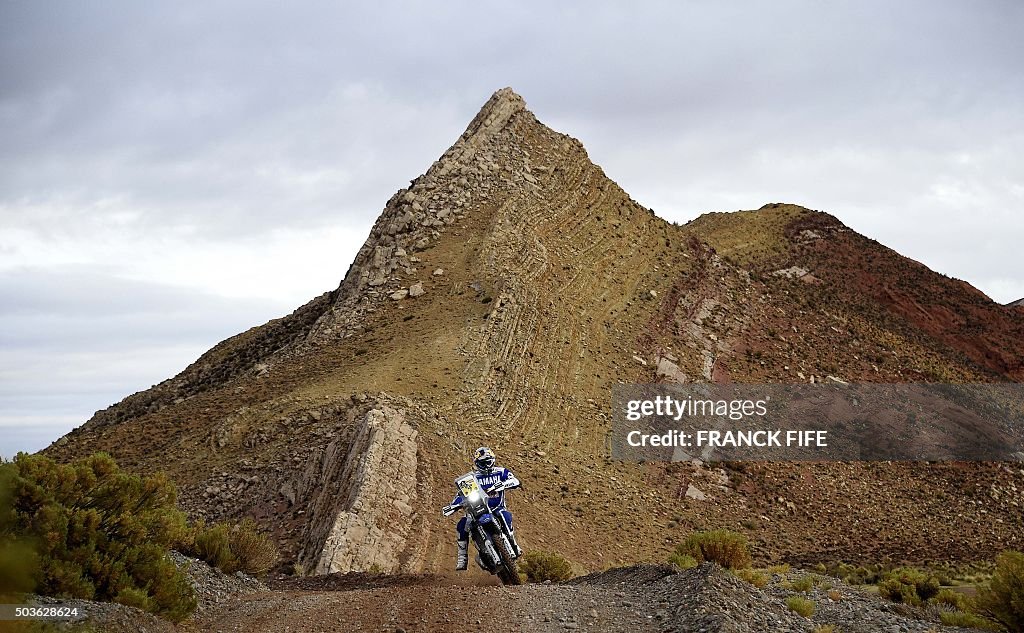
[455,540,469,571]
[508,529,523,558]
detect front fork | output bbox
[473,524,498,566]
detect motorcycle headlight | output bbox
[467,490,482,503]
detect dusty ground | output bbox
[181,573,659,633]
[175,564,981,633]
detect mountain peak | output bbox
[306,87,577,343]
[432,87,530,179]
[465,87,527,136]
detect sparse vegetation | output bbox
[519,550,573,583]
[668,552,698,570]
[734,568,768,588]
[828,562,882,585]
[791,575,814,593]
[877,567,940,606]
[932,587,972,612]
[672,530,751,570]
[786,595,815,617]
[181,518,279,576]
[188,521,234,571]
[976,550,1024,632]
[939,610,1001,631]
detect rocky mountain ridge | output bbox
[46,88,1024,575]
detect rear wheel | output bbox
[493,536,521,585]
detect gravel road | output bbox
[170,562,979,633]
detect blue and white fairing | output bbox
[449,466,520,510]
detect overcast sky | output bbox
[2,1,1022,457]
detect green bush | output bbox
[786,595,815,617]
[518,550,573,583]
[940,610,1001,630]
[735,568,768,588]
[1,464,39,601]
[0,453,196,622]
[877,567,939,606]
[673,530,751,570]
[932,587,972,612]
[668,552,698,570]
[976,550,1024,632]
[791,575,814,593]
[827,562,881,585]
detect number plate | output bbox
[458,478,479,496]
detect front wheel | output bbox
[493,536,521,585]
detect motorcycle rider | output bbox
[448,446,522,571]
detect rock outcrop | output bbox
[297,404,419,574]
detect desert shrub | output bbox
[811,626,838,633]
[976,550,1024,632]
[188,521,236,572]
[827,562,881,585]
[940,610,1002,630]
[519,550,573,583]
[184,519,277,576]
[668,552,698,570]
[0,538,39,599]
[791,575,814,593]
[932,587,972,612]
[0,453,195,622]
[228,519,278,575]
[735,568,768,588]
[674,530,751,570]
[877,567,940,606]
[0,464,39,601]
[786,595,815,617]
[114,586,154,612]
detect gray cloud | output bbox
[1,1,1022,454]
[0,267,290,456]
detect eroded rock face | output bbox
[303,88,529,345]
[296,405,419,574]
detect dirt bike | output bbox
[442,471,521,585]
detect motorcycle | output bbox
[442,471,521,585]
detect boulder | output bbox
[656,356,687,384]
[685,484,706,501]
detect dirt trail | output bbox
[182,573,659,633]
[176,564,979,633]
